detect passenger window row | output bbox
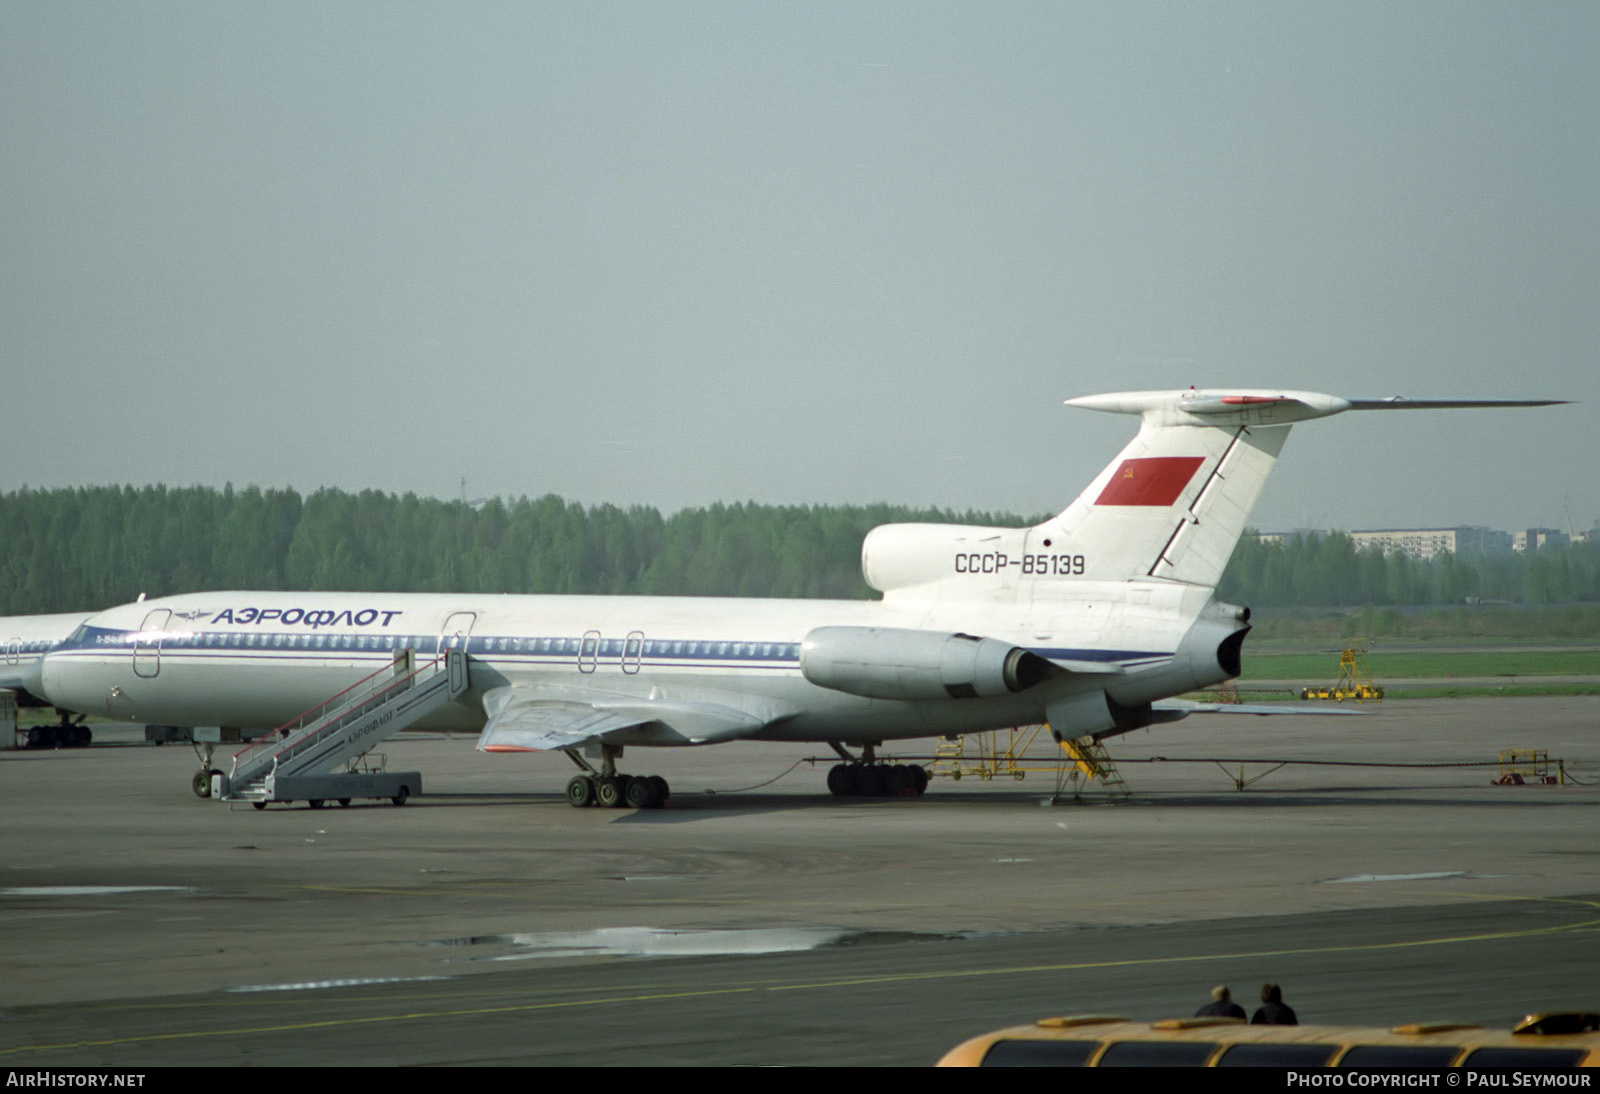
[476,637,799,660]
[99,630,802,662]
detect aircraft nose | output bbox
[37,646,87,711]
[36,648,64,702]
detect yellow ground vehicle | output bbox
[936,1013,1600,1067]
[1300,646,1384,702]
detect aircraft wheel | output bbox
[308,799,325,810]
[842,765,865,796]
[647,775,669,803]
[339,799,352,808]
[392,785,410,806]
[595,776,625,808]
[192,770,213,799]
[624,777,658,809]
[253,802,267,810]
[827,764,850,797]
[566,775,596,808]
[911,765,929,796]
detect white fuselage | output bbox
[36,582,1241,746]
[20,387,1556,757]
[1,611,96,698]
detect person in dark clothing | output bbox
[1194,985,1247,1019]
[1251,982,1298,1025]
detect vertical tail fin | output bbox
[1037,414,1287,587]
[862,389,1561,600]
[1040,390,1563,590]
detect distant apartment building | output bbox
[1250,526,1511,558]
[1348,526,1510,559]
[1512,528,1570,552]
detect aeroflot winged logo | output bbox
[1095,457,1205,506]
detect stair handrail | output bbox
[229,652,446,776]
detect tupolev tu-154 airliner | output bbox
[30,389,1559,808]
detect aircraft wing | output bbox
[477,693,647,751]
[1153,698,1365,716]
[476,683,790,752]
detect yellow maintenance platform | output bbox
[929,725,1131,800]
[1301,646,1384,702]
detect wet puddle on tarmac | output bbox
[1320,871,1501,884]
[1,886,197,896]
[428,926,963,962]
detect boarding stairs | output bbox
[1056,736,1132,801]
[217,647,467,804]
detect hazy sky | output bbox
[4,3,1596,534]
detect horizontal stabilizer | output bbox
[1343,397,1568,411]
[1068,389,1566,425]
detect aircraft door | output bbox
[439,612,477,660]
[578,630,600,674]
[133,608,172,679]
[5,638,19,666]
[622,631,644,674]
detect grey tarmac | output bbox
[1,696,1596,1065]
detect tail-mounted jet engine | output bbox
[799,626,1053,702]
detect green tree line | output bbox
[1216,531,1600,608]
[3,485,1596,614]
[0,485,1022,613]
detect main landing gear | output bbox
[563,743,670,810]
[23,711,91,749]
[825,742,929,798]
